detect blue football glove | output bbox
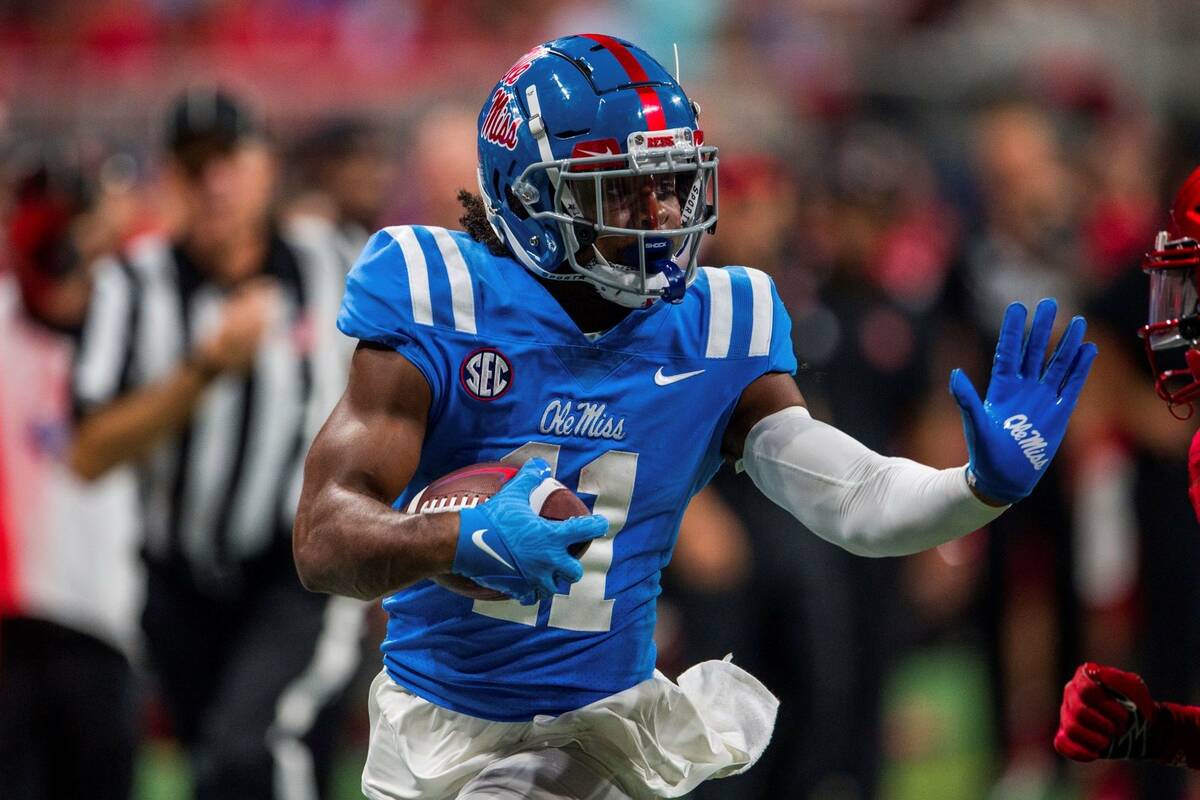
[452,458,609,605]
[949,298,1098,505]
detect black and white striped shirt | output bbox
[73,226,349,582]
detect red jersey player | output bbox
[1055,167,1200,768]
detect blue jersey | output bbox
[337,226,796,721]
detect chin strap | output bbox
[590,265,666,308]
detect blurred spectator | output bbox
[935,98,1084,794]
[68,89,363,800]
[400,100,482,228]
[959,99,1085,324]
[0,148,143,800]
[286,116,398,271]
[283,114,400,417]
[1077,117,1161,287]
[792,123,957,799]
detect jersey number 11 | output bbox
[471,442,637,633]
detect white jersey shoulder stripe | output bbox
[383,226,434,327]
[428,227,478,335]
[703,266,733,358]
[744,267,774,357]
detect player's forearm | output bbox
[293,481,458,600]
[69,360,215,480]
[742,406,1006,557]
[1153,703,1200,768]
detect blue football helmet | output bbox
[476,34,719,308]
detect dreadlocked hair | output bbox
[457,190,509,256]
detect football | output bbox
[405,462,595,600]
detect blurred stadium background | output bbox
[4,1,1200,798]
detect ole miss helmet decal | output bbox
[480,89,522,151]
[460,347,513,401]
[501,46,548,86]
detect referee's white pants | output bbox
[361,658,779,800]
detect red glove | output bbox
[1188,427,1200,524]
[1055,662,1200,768]
[1055,662,1155,762]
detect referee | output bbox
[70,90,362,799]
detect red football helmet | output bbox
[1141,166,1200,414]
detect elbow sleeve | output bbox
[741,406,1006,557]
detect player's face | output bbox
[579,173,687,262]
[586,174,685,230]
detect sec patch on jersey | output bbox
[405,462,591,599]
[460,347,512,400]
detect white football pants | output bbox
[361,657,778,800]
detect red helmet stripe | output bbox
[635,88,667,131]
[580,33,667,131]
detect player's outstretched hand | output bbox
[1055,662,1156,762]
[949,298,1098,505]
[452,458,609,605]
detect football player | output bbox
[294,35,1096,799]
[1055,167,1200,771]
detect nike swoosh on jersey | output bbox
[654,367,706,386]
[472,529,514,570]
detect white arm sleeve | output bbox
[741,406,1006,557]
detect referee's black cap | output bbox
[165,88,263,174]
